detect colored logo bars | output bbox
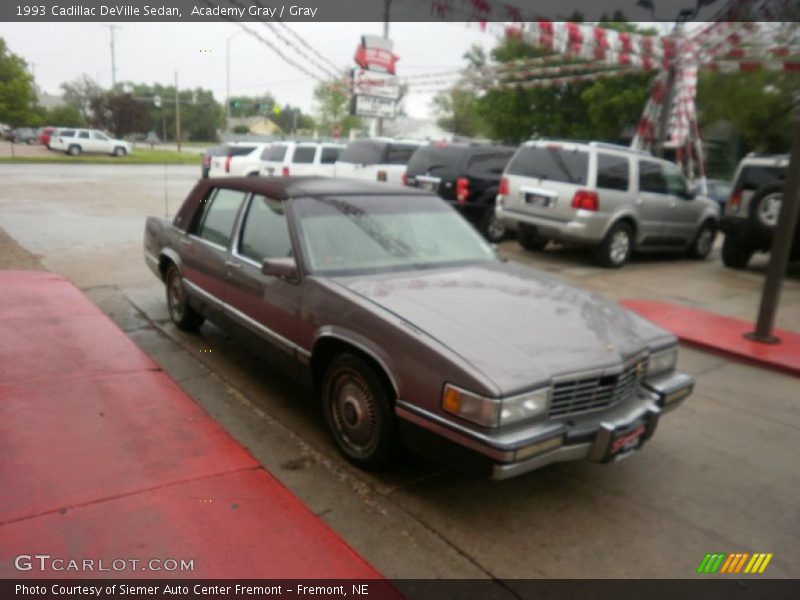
[697,552,773,574]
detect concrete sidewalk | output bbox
[0,271,382,579]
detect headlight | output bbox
[649,346,678,376]
[442,384,550,428]
[499,387,550,426]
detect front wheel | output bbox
[165,264,205,331]
[113,146,127,157]
[321,354,395,469]
[596,221,633,268]
[688,221,717,259]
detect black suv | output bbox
[404,144,516,242]
[721,154,797,268]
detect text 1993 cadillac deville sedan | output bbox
[144,177,693,479]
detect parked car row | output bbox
[2,124,132,157]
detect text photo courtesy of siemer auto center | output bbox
[0,0,799,598]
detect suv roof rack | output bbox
[529,138,651,156]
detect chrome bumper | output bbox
[397,370,694,480]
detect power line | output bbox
[236,22,328,83]
[275,21,341,73]
[263,22,340,79]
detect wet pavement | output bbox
[1,163,798,580]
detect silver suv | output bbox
[497,140,721,267]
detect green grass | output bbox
[0,147,203,165]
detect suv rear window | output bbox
[386,144,420,165]
[226,145,256,157]
[596,153,630,191]
[736,165,786,192]
[340,140,387,165]
[406,146,466,178]
[506,146,588,185]
[60,130,76,137]
[263,145,288,161]
[466,150,515,179]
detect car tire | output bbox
[321,353,395,469]
[481,210,507,244]
[721,235,753,269]
[67,144,81,156]
[165,264,205,331]
[688,221,717,260]
[113,146,127,157]
[749,184,783,236]
[518,224,548,251]
[596,221,633,268]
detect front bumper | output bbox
[396,370,693,480]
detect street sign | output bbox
[352,95,396,119]
[352,69,400,100]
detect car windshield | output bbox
[292,195,496,275]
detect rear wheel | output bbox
[596,221,633,268]
[750,184,783,236]
[165,264,204,331]
[481,210,507,244]
[721,235,753,269]
[688,221,717,259]
[321,354,394,469]
[518,224,548,251]
[67,144,81,156]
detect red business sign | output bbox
[354,45,398,74]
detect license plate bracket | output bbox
[525,192,554,208]
[599,415,658,463]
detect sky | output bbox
[0,22,498,120]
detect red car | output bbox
[38,126,56,148]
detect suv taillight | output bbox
[401,171,408,186]
[282,166,290,177]
[224,155,232,173]
[456,178,469,203]
[571,190,599,211]
[498,177,509,197]
[377,170,387,182]
[729,190,741,211]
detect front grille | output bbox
[548,356,649,418]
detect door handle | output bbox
[225,260,242,269]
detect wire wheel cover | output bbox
[330,370,379,454]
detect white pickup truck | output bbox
[334,139,426,185]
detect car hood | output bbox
[333,261,672,395]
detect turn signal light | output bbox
[729,190,741,211]
[456,178,469,203]
[571,190,598,211]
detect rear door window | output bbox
[227,145,257,157]
[506,146,588,185]
[263,144,288,161]
[193,188,247,247]
[406,146,465,178]
[320,147,341,164]
[78,131,90,139]
[60,130,75,137]
[596,153,630,191]
[292,146,316,164]
[736,165,786,191]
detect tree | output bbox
[60,74,103,121]
[90,92,149,137]
[313,77,360,136]
[431,44,489,138]
[45,104,87,127]
[0,38,39,126]
[127,83,223,142]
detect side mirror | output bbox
[261,257,299,281]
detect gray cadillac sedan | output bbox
[144,177,693,479]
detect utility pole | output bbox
[226,30,243,135]
[174,72,181,152]
[101,24,122,88]
[746,112,800,344]
[376,0,391,137]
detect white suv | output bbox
[497,140,721,267]
[335,138,426,185]
[50,128,131,157]
[261,141,345,177]
[207,142,271,177]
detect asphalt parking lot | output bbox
[1,163,798,581]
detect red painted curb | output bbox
[621,299,800,378]
[0,271,383,579]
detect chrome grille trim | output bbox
[548,355,649,418]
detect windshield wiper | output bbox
[546,147,579,183]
